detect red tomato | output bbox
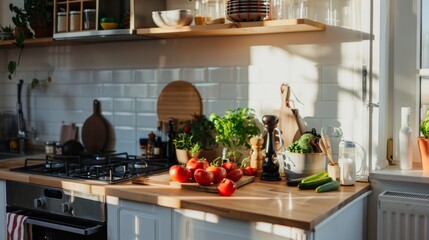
[245,167,257,176]
[186,158,205,176]
[240,167,248,175]
[200,159,210,169]
[217,178,237,196]
[206,166,227,184]
[169,165,191,183]
[227,168,243,182]
[222,161,237,173]
[193,169,214,186]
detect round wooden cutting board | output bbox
[157,80,202,122]
[81,99,108,154]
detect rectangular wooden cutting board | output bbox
[132,174,255,193]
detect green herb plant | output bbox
[420,110,429,138]
[209,107,260,161]
[7,3,48,89]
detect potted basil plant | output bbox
[209,107,261,162]
[418,109,429,172]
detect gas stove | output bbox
[9,152,170,183]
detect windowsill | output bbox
[370,161,429,184]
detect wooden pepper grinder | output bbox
[249,136,264,172]
[261,115,282,181]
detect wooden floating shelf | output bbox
[0,37,55,48]
[0,19,326,48]
[136,19,326,38]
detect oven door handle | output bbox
[25,218,104,235]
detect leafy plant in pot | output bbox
[173,129,202,165]
[418,110,429,172]
[209,107,261,163]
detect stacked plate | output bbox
[226,0,271,22]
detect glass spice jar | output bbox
[84,9,96,30]
[69,11,81,32]
[57,12,67,32]
[45,141,55,154]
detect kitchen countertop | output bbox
[0,155,371,231]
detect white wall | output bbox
[0,1,367,156]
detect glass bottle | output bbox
[166,118,177,164]
[399,107,413,170]
[153,121,162,158]
[147,131,156,159]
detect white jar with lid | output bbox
[57,12,67,32]
[69,11,81,32]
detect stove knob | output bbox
[33,198,46,208]
[61,202,72,213]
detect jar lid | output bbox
[84,9,96,13]
[57,12,66,16]
[69,11,81,15]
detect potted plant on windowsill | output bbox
[418,109,429,172]
[209,107,261,163]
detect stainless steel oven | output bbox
[6,181,107,240]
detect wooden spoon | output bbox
[319,136,335,165]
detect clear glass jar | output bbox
[84,9,96,30]
[57,12,67,32]
[194,0,225,25]
[45,141,55,154]
[69,11,81,32]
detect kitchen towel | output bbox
[7,212,32,240]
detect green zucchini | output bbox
[301,171,328,183]
[315,181,340,193]
[298,177,333,190]
[286,178,303,187]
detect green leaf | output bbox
[8,61,17,75]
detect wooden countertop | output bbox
[0,155,370,230]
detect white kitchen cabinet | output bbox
[172,191,370,240]
[106,196,172,240]
[172,208,307,240]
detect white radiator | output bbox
[377,190,429,240]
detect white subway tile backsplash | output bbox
[158,68,181,83]
[113,98,136,112]
[182,68,206,82]
[112,70,133,83]
[208,67,236,83]
[220,83,249,99]
[92,70,113,83]
[194,83,220,99]
[71,70,92,83]
[134,69,158,83]
[0,64,362,155]
[113,113,136,127]
[114,127,136,141]
[136,98,157,113]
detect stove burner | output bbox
[10,152,170,184]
